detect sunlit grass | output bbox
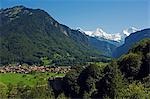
[0,72,65,87]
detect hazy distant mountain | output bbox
[113,28,150,58]
[77,28,118,56]
[0,6,104,65]
[88,37,117,56]
[123,27,139,37]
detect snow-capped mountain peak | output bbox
[92,28,106,37]
[78,27,122,42]
[77,27,93,36]
[123,27,139,36]
[92,28,122,41]
[77,27,139,42]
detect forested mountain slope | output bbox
[113,29,150,58]
[0,6,103,65]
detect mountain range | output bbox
[78,27,140,45]
[78,27,150,57]
[0,6,149,65]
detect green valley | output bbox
[0,5,150,99]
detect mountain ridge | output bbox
[0,6,106,65]
[78,27,140,44]
[113,28,150,58]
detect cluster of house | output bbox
[0,65,71,74]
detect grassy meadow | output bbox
[0,72,65,87]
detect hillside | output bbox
[113,28,150,58]
[118,38,150,79]
[60,38,150,98]
[0,6,105,66]
[89,37,117,56]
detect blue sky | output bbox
[1,0,150,33]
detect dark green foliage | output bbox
[118,38,150,80]
[63,64,105,98]
[63,64,102,98]
[63,66,84,98]
[78,64,103,96]
[62,61,128,99]
[130,39,150,78]
[96,61,125,98]
[129,38,150,56]
[118,53,142,79]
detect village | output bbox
[0,65,71,74]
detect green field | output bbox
[0,72,65,87]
